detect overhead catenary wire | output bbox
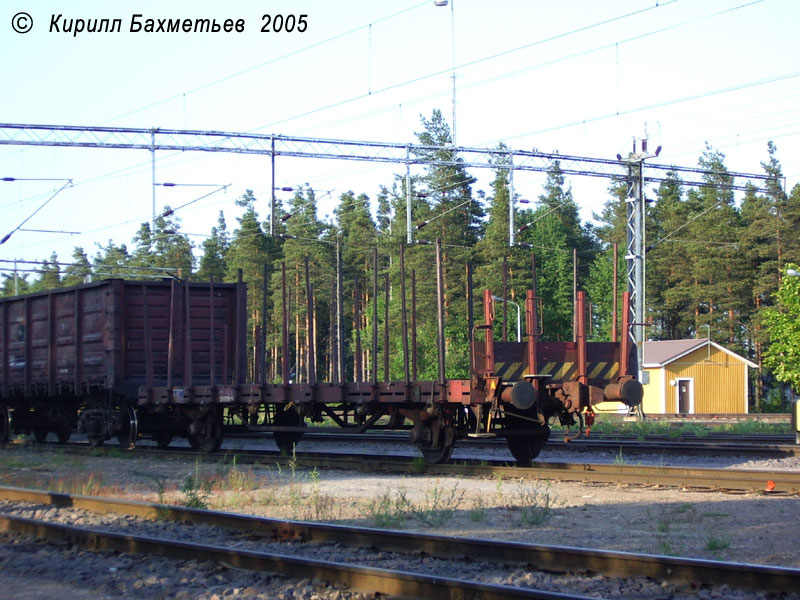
[2,1,773,251]
[0,180,73,245]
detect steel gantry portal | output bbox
[0,122,774,384]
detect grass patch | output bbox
[705,536,730,554]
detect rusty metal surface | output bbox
[0,279,242,400]
[0,485,797,594]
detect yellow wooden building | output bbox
[640,339,757,414]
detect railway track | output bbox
[0,485,797,599]
[224,428,800,457]
[13,441,800,494]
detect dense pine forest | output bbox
[5,111,800,411]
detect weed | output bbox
[678,423,709,438]
[258,487,278,507]
[613,448,626,465]
[411,456,427,474]
[306,467,336,521]
[516,482,558,526]
[407,482,465,528]
[144,474,172,519]
[659,541,678,556]
[215,454,237,479]
[701,511,730,519]
[705,536,730,554]
[667,428,683,439]
[494,473,504,505]
[363,490,408,528]
[49,450,83,468]
[0,454,40,469]
[181,460,214,509]
[50,472,104,496]
[469,494,486,522]
[284,446,304,510]
[107,447,127,459]
[217,456,260,493]
[288,446,298,480]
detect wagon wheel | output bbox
[55,409,75,444]
[152,432,174,449]
[188,409,223,453]
[506,427,549,467]
[116,405,139,450]
[33,428,49,443]
[418,425,455,465]
[273,407,305,455]
[505,411,550,467]
[0,405,10,443]
[55,426,71,444]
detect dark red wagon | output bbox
[0,278,245,450]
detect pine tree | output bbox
[269,186,333,383]
[226,191,271,380]
[410,109,483,377]
[1,272,29,297]
[196,211,230,282]
[93,240,131,277]
[129,210,194,279]
[646,172,695,339]
[585,181,627,342]
[684,147,748,353]
[62,247,92,287]
[30,252,61,292]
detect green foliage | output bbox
[62,247,92,287]
[196,211,230,282]
[406,482,465,527]
[181,460,214,509]
[29,252,61,292]
[516,481,558,526]
[362,490,409,528]
[704,536,730,554]
[763,263,800,391]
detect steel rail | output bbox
[6,441,799,492]
[224,429,800,457]
[0,512,583,600]
[0,486,798,594]
[291,454,800,494]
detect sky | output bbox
[1,0,798,275]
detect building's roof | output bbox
[642,339,758,369]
